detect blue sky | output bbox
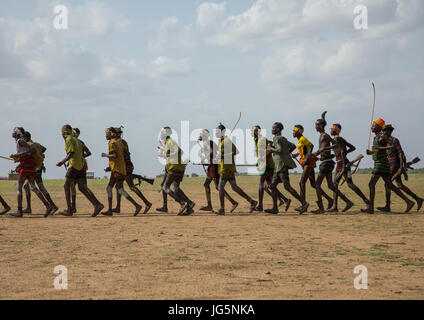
[1,0,423,178]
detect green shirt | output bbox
[272,134,297,172]
[165,137,186,173]
[28,140,45,171]
[65,135,84,171]
[255,136,274,174]
[218,137,237,175]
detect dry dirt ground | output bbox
[0,175,423,300]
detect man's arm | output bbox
[57,152,74,167]
[10,140,33,159]
[102,152,117,159]
[344,139,356,154]
[83,145,92,158]
[267,137,282,154]
[394,138,404,170]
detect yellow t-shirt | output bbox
[28,140,45,171]
[164,138,186,173]
[65,135,84,171]
[108,138,127,176]
[218,137,237,175]
[297,136,312,160]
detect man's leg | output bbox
[64,178,73,214]
[265,174,290,211]
[0,194,11,215]
[22,176,52,217]
[36,175,58,214]
[105,178,117,214]
[23,183,32,213]
[70,181,77,213]
[378,182,392,212]
[126,175,152,214]
[346,176,369,206]
[381,175,415,213]
[217,175,229,214]
[11,176,25,217]
[162,174,187,215]
[201,177,213,211]
[173,180,195,215]
[112,179,142,216]
[326,172,353,213]
[309,170,333,208]
[312,173,326,214]
[213,178,238,213]
[227,176,257,213]
[77,178,104,217]
[157,173,168,212]
[265,175,280,214]
[394,177,423,212]
[361,175,381,214]
[113,183,122,213]
[257,175,267,211]
[298,168,310,209]
[282,172,306,212]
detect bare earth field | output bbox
[0,174,423,300]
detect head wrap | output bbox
[293,125,304,134]
[13,127,24,138]
[373,118,385,128]
[330,124,341,134]
[199,129,210,138]
[62,125,73,136]
[160,127,172,139]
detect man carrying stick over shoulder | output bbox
[361,119,414,214]
[215,123,257,215]
[198,129,238,213]
[266,123,306,214]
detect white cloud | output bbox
[69,1,131,37]
[196,2,226,30]
[147,56,192,79]
[148,16,179,52]
[148,16,195,52]
[206,0,424,51]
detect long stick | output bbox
[367,82,376,150]
[229,112,242,137]
[0,155,13,161]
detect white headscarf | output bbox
[13,127,24,138]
